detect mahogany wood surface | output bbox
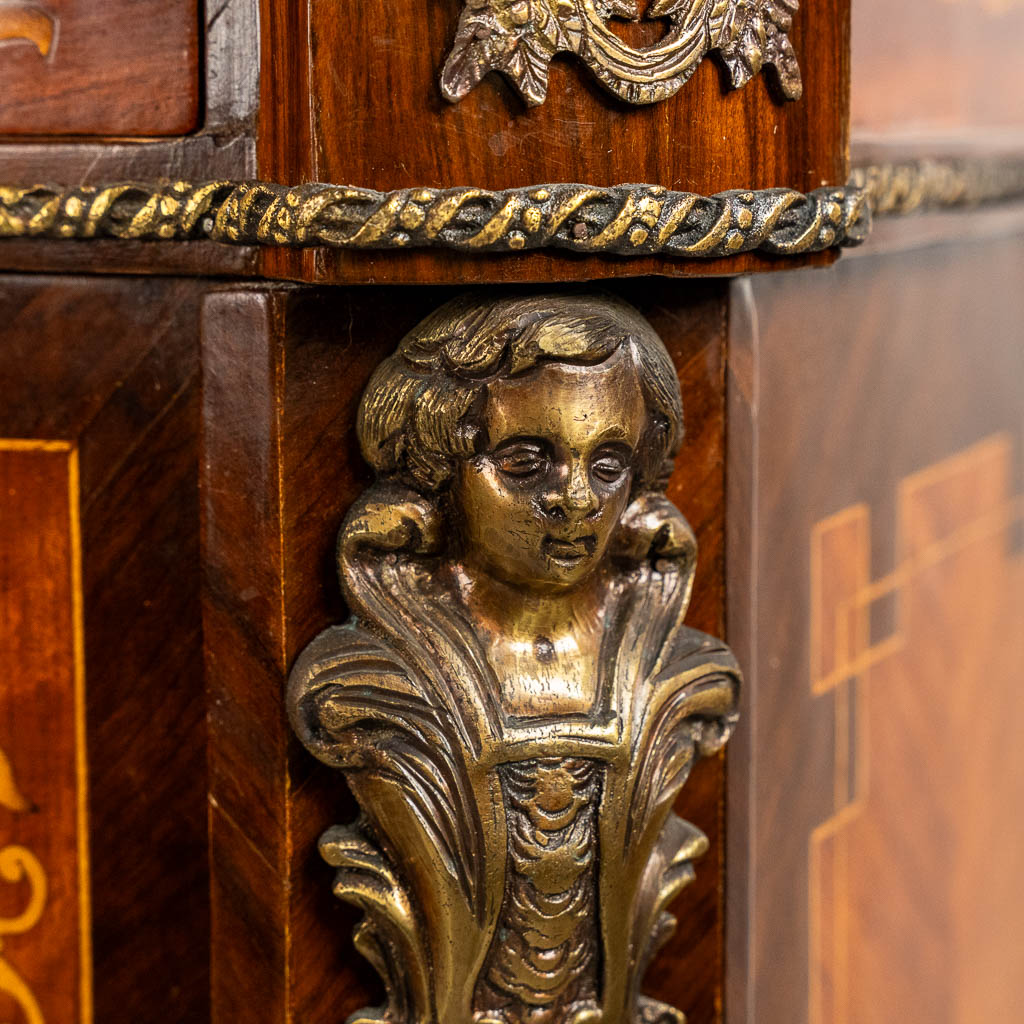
[201,280,730,1024]
[0,0,257,278]
[0,0,200,136]
[725,223,1024,1024]
[256,0,850,284]
[0,276,210,1022]
[263,0,849,196]
[0,0,847,282]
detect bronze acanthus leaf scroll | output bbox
[287,294,741,1024]
[441,0,803,106]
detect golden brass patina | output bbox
[0,180,871,256]
[10,157,1024,256]
[441,0,803,106]
[287,294,740,1024]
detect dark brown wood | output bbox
[255,0,850,284]
[0,275,209,1023]
[726,221,1024,1024]
[0,1,848,282]
[645,284,729,1024]
[263,0,848,196]
[0,0,200,136]
[259,244,838,288]
[0,0,257,278]
[201,281,729,1023]
[202,288,387,1024]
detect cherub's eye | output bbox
[592,449,630,484]
[495,443,548,478]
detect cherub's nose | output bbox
[542,457,599,521]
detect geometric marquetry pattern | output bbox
[809,434,1024,1024]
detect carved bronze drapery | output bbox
[440,0,803,106]
[286,294,740,1024]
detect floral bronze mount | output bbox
[287,293,741,1024]
[440,0,803,106]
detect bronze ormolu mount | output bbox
[287,294,741,1024]
[440,0,802,107]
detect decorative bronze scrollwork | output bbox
[287,294,740,1024]
[0,180,870,256]
[6,157,1024,257]
[441,0,803,106]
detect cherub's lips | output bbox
[542,535,597,564]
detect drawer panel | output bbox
[0,0,199,136]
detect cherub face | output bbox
[454,346,646,593]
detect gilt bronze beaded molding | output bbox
[1,158,1022,258]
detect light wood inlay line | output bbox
[67,446,93,1024]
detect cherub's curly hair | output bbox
[357,293,684,495]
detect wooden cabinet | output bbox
[726,235,1024,1024]
[257,0,850,283]
[0,277,208,1021]
[0,2,1021,1023]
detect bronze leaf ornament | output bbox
[287,293,741,1024]
[440,0,803,106]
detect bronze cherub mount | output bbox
[440,0,803,107]
[287,294,740,1024]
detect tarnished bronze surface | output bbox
[286,294,740,1024]
[440,0,803,106]
[0,180,870,256]
[3,158,1024,258]
[849,158,1024,215]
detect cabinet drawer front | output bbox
[0,0,199,137]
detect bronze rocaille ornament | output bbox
[286,294,740,1024]
[440,0,803,107]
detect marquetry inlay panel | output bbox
[809,436,1024,1024]
[0,441,91,1024]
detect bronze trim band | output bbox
[851,157,1024,216]
[1,158,1021,258]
